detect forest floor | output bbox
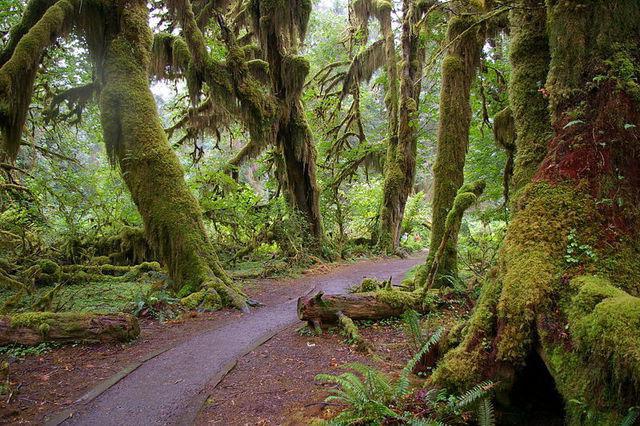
[0,255,444,425]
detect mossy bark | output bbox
[375,4,401,253]
[415,181,485,290]
[508,0,551,196]
[433,1,640,421]
[377,0,426,253]
[93,0,246,308]
[427,15,482,284]
[250,0,323,245]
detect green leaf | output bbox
[563,120,585,129]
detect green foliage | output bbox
[315,328,444,425]
[564,228,596,266]
[0,341,61,358]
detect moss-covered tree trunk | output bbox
[251,1,323,245]
[508,0,551,196]
[425,15,482,284]
[375,3,401,252]
[377,0,428,254]
[94,0,246,309]
[433,1,640,422]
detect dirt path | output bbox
[47,257,421,426]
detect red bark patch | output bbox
[535,84,640,240]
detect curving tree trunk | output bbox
[94,0,247,308]
[433,1,640,422]
[426,14,483,285]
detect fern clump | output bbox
[315,326,497,425]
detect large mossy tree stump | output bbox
[0,312,140,346]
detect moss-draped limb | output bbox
[415,181,485,290]
[508,0,551,195]
[0,0,58,67]
[94,0,247,309]
[433,1,640,420]
[493,107,516,203]
[0,0,78,159]
[427,14,483,283]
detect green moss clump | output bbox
[540,276,640,424]
[351,277,386,293]
[38,259,59,275]
[180,287,222,311]
[431,279,501,392]
[375,289,418,309]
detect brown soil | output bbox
[196,321,414,426]
[0,256,425,425]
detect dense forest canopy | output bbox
[0,0,638,424]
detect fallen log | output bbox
[0,312,140,346]
[297,290,420,323]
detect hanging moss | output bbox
[428,14,483,283]
[0,0,78,159]
[92,0,247,309]
[281,54,309,103]
[249,0,324,244]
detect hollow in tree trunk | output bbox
[432,2,640,422]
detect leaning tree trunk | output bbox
[427,15,482,285]
[432,1,640,423]
[94,0,246,309]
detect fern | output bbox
[402,309,426,351]
[394,327,444,399]
[477,398,495,426]
[406,418,446,426]
[621,406,639,426]
[316,364,399,425]
[454,380,495,410]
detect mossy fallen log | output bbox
[297,290,421,323]
[0,312,140,346]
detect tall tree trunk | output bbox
[251,2,324,245]
[376,5,402,253]
[95,0,247,308]
[377,0,429,254]
[424,14,482,285]
[508,0,551,196]
[433,1,640,422]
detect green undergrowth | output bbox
[0,342,62,359]
[0,279,155,314]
